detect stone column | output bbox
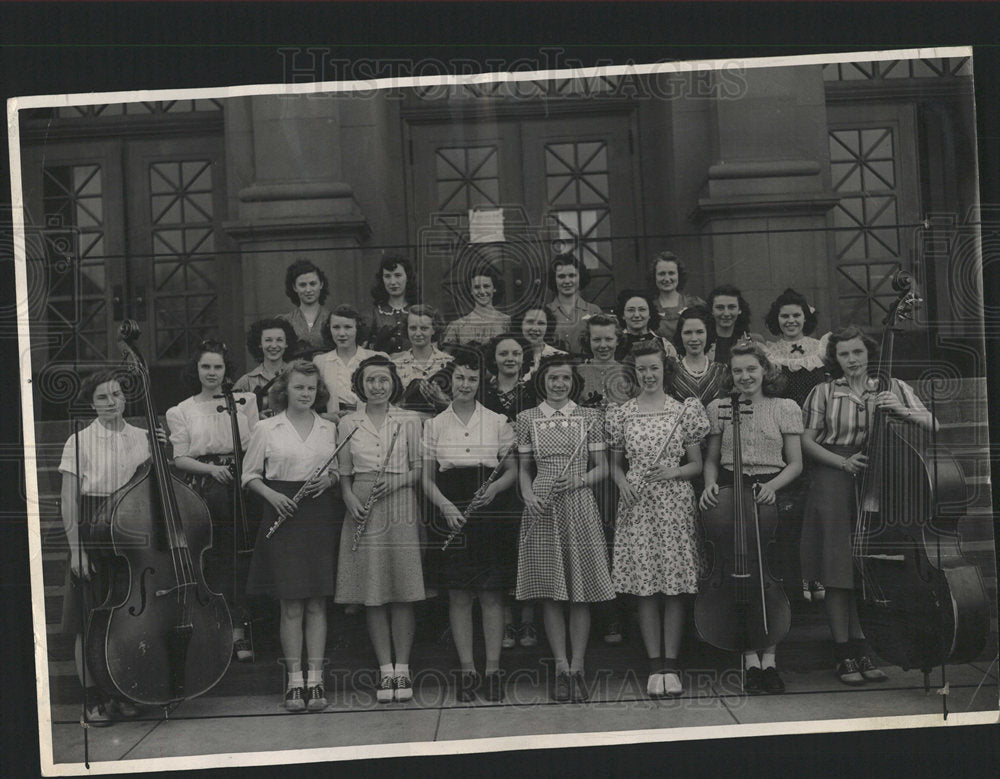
[692,65,838,334]
[222,94,370,330]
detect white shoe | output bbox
[646,673,665,698]
[662,672,683,696]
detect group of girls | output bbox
[61,248,938,720]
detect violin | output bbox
[852,271,987,683]
[85,321,232,705]
[215,381,254,554]
[695,393,791,652]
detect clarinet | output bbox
[264,427,358,539]
[440,444,514,551]
[352,421,402,551]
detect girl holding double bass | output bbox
[799,326,935,685]
[699,341,803,694]
[167,341,259,663]
[59,370,156,725]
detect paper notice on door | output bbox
[469,207,505,243]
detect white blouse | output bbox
[166,393,259,459]
[423,402,515,471]
[338,407,422,475]
[240,411,338,485]
[59,420,150,496]
[313,347,388,409]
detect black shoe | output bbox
[455,671,481,703]
[484,671,505,702]
[306,685,328,711]
[570,671,589,703]
[552,671,571,702]
[836,658,865,686]
[761,666,785,693]
[284,686,306,712]
[744,666,764,695]
[855,655,888,682]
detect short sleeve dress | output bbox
[335,408,426,606]
[606,396,710,595]
[514,403,615,603]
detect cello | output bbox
[695,392,791,653]
[852,272,987,682]
[85,321,233,705]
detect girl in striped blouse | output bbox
[800,326,936,686]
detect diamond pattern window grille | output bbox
[435,146,500,214]
[830,127,903,326]
[25,100,224,120]
[37,165,110,363]
[823,57,972,82]
[412,75,621,101]
[543,141,614,303]
[148,160,219,360]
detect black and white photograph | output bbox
[3,5,999,776]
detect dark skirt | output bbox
[424,465,519,591]
[185,459,258,615]
[246,480,341,600]
[800,445,859,589]
[61,495,118,635]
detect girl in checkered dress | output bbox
[515,354,614,703]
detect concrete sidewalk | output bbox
[46,661,998,768]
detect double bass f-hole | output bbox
[215,382,254,554]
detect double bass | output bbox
[86,321,232,705]
[695,392,791,653]
[852,272,987,681]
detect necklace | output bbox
[682,356,709,378]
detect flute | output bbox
[623,399,690,513]
[265,427,358,539]
[440,443,514,551]
[351,421,401,551]
[522,415,599,538]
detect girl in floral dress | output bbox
[607,341,710,697]
[515,354,614,702]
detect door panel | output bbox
[406,111,639,317]
[825,103,921,330]
[20,134,234,417]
